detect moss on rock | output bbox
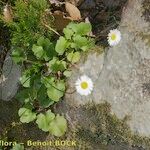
[55,101,150,150]
[0,99,150,149]
[74,103,150,149]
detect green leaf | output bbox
[32,75,42,90]
[12,48,26,63]
[48,58,66,72]
[51,61,66,72]
[49,114,67,137]
[11,144,24,150]
[20,73,31,88]
[71,35,92,51]
[55,36,68,55]
[37,37,56,61]
[44,42,56,61]
[37,36,45,46]
[16,89,30,103]
[40,99,54,108]
[47,80,65,102]
[28,63,42,74]
[75,22,92,35]
[70,42,77,49]
[67,22,92,35]
[80,45,89,51]
[63,70,72,77]
[41,76,55,88]
[36,110,55,132]
[18,108,36,123]
[66,22,77,32]
[63,28,74,39]
[38,85,54,108]
[23,102,33,110]
[73,35,89,48]
[19,75,42,102]
[32,44,45,59]
[67,52,80,63]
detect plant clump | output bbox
[3,0,94,137]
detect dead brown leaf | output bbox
[3,4,13,23]
[65,2,81,20]
[53,11,72,31]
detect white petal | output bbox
[75,75,94,96]
[107,29,121,46]
[75,79,81,86]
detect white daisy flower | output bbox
[75,75,93,96]
[108,29,121,46]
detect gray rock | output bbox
[65,0,150,137]
[0,53,21,101]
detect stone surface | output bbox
[65,0,150,137]
[0,52,21,101]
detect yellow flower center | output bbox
[111,34,116,41]
[81,82,88,89]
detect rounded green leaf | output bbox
[48,57,67,72]
[81,45,89,51]
[47,80,65,102]
[73,35,89,47]
[41,76,55,88]
[16,89,30,103]
[75,22,92,35]
[49,114,67,137]
[37,85,54,108]
[63,70,72,77]
[36,110,55,132]
[55,36,68,55]
[18,108,36,123]
[39,99,54,108]
[67,52,80,63]
[12,48,26,64]
[37,36,45,46]
[32,44,44,59]
[37,37,56,61]
[63,28,74,39]
[66,22,92,35]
